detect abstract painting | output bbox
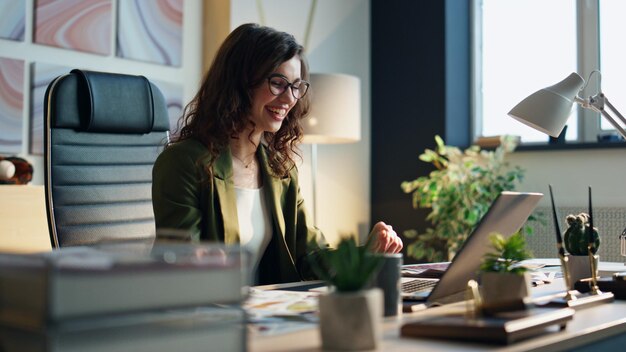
[0,58,24,154]
[151,78,184,136]
[0,0,26,41]
[117,0,183,66]
[34,0,112,55]
[30,62,71,155]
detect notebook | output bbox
[401,191,543,307]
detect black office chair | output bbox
[43,69,170,248]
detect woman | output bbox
[152,23,402,284]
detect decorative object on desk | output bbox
[546,186,614,309]
[401,135,529,262]
[0,156,33,185]
[564,212,600,256]
[563,211,600,284]
[479,232,532,314]
[311,236,383,351]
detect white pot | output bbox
[565,254,599,289]
[480,272,530,310]
[318,288,383,351]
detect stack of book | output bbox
[0,242,250,351]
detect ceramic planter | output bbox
[565,254,599,289]
[480,272,530,310]
[318,288,383,351]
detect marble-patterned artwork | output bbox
[0,0,26,41]
[34,0,112,55]
[151,78,184,136]
[117,0,183,66]
[0,58,24,153]
[30,63,70,155]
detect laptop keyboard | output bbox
[402,279,437,294]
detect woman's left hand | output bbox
[368,221,403,253]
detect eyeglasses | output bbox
[267,74,310,99]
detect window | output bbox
[473,0,624,144]
[599,0,626,131]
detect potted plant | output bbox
[401,135,529,262]
[479,232,532,311]
[563,212,601,285]
[310,236,384,351]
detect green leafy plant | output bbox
[309,236,383,292]
[480,232,532,274]
[401,135,528,262]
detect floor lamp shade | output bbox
[508,72,585,138]
[302,73,361,143]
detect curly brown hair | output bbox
[171,23,310,178]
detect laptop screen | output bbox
[426,191,543,305]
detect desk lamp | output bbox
[509,72,616,308]
[508,71,626,140]
[302,73,361,225]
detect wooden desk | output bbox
[249,280,626,352]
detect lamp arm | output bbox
[604,98,626,128]
[576,93,626,139]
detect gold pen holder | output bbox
[565,254,598,290]
[546,253,614,309]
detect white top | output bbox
[235,186,272,272]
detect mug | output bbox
[371,253,403,317]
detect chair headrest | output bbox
[63,69,169,134]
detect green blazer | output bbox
[152,138,326,284]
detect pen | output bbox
[548,185,565,257]
[587,186,594,248]
[549,185,574,296]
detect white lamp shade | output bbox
[302,73,361,144]
[508,72,585,138]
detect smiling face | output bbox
[248,56,302,136]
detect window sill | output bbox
[516,141,626,152]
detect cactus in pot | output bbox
[563,213,600,255]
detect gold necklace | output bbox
[232,153,256,168]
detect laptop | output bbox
[401,191,543,307]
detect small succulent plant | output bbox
[563,212,600,255]
[480,232,532,275]
[309,236,383,292]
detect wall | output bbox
[511,149,626,208]
[230,0,371,246]
[0,0,203,185]
[370,0,470,263]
